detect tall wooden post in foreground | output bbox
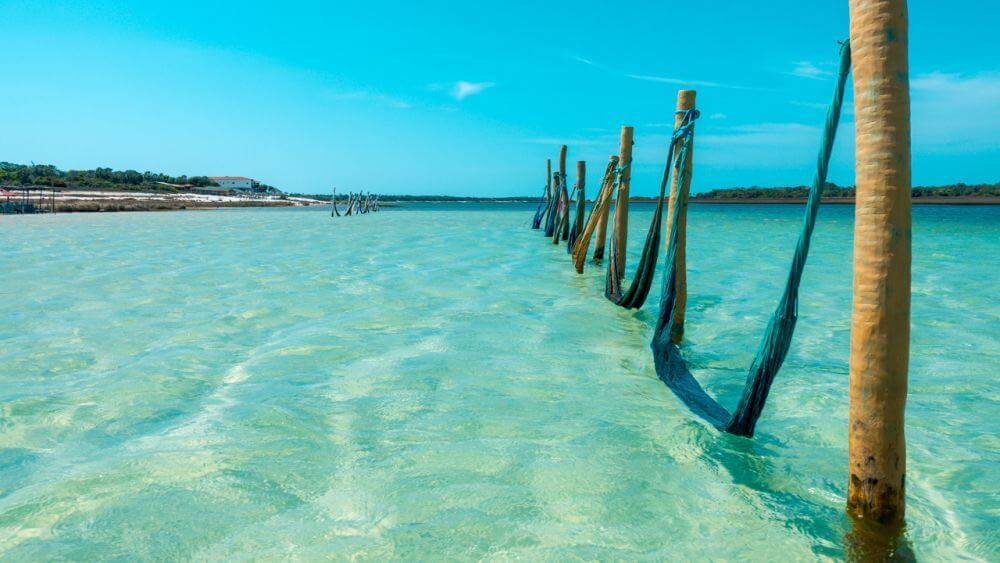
[847,0,911,525]
[592,155,618,261]
[613,127,634,274]
[664,90,696,343]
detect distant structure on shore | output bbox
[209,176,258,191]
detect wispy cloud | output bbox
[790,100,828,109]
[788,61,831,80]
[910,71,1000,152]
[644,114,723,127]
[521,137,606,147]
[626,74,753,90]
[451,81,495,101]
[327,90,411,109]
[693,122,839,169]
[574,56,594,65]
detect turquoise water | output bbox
[0,203,997,560]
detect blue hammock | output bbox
[653,41,852,437]
[606,110,699,310]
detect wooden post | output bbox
[574,160,586,239]
[574,156,618,271]
[664,90,696,343]
[553,145,568,243]
[546,159,552,206]
[592,155,617,261]
[847,0,911,525]
[612,127,633,274]
[550,171,562,241]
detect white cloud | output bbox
[788,61,831,80]
[694,122,830,168]
[910,71,1000,152]
[452,81,495,101]
[574,56,594,65]
[790,100,829,109]
[521,137,606,147]
[627,74,752,90]
[326,90,411,109]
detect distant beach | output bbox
[6,188,325,213]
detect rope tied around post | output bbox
[654,41,852,437]
[571,156,619,272]
[605,109,700,310]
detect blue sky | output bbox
[1,0,996,196]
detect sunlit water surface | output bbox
[0,203,997,560]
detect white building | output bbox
[208,176,257,191]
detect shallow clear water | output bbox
[0,203,997,560]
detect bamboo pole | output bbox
[573,156,617,271]
[549,172,562,239]
[546,159,552,208]
[573,160,586,240]
[553,146,568,244]
[847,0,911,525]
[612,127,633,274]
[592,154,617,261]
[664,90,697,343]
[560,147,571,241]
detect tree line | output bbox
[0,162,218,191]
[691,182,1000,200]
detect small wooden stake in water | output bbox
[553,145,568,244]
[665,90,696,343]
[573,160,586,243]
[847,0,911,526]
[592,154,617,261]
[613,127,633,274]
[546,159,552,209]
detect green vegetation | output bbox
[0,162,218,192]
[692,182,1000,200]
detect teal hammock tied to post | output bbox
[566,176,586,252]
[544,174,561,237]
[331,188,341,217]
[605,110,699,310]
[558,173,571,242]
[531,184,548,229]
[653,41,852,437]
[570,157,619,272]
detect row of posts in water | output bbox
[1,186,57,214]
[534,4,913,537]
[331,189,380,217]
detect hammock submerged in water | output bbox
[570,157,619,272]
[654,41,852,437]
[605,110,699,310]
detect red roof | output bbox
[209,176,254,181]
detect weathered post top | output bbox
[614,127,634,274]
[666,89,697,343]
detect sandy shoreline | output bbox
[7,189,326,213]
